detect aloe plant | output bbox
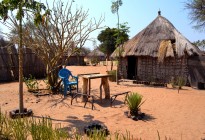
[126,92,145,116]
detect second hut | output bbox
[111,11,204,87]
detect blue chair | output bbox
[58,68,78,96]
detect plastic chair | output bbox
[58,68,78,96]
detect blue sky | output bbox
[1,0,204,50]
[72,0,205,49]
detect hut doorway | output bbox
[127,56,137,79]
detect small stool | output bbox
[71,93,94,110]
[110,91,130,107]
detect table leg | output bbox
[100,77,110,102]
[103,77,110,99]
[82,78,88,102]
[88,79,91,95]
[100,79,103,103]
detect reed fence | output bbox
[0,46,46,82]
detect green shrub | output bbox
[169,76,186,93]
[43,78,51,90]
[91,57,99,66]
[176,76,186,89]
[126,92,145,116]
[24,74,39,92]
[107,70,116,82]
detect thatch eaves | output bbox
[112,15,202,58]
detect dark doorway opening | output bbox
[127,56,137,79]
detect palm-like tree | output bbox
[111,0,123,84]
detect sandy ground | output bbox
[0,65,205,140]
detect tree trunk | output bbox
[46,65,61,92]
[116,2,120,85]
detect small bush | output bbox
[107,70,116,82]
[176,76,186,89]
[24,75,39,92]
[43,78,51,90]
[169,76,186,93]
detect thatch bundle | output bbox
[158,40,175,63]
[166,42,175,57]
[158,40,169,63]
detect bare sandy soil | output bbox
[0,65,205,140]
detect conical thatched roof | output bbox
[112,14,202,58]
[87,48,105,57]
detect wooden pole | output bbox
[19,1,24,113]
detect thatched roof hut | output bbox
[63,50,86,66]
[85,48,106,65]
[87,48,105,58]
[112,12,205,89]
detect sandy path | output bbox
[0,65,205,139]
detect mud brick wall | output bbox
[137,57,188,83]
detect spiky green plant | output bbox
[126,92,145,116]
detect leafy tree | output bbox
[116,22,130,45]
[0,0,48,113]
[193,39,205,51]
[97,23,129,59]
[4,0,103,90]
[98,27,117,59]
[185,0,205,31]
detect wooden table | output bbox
[81,74,111,102]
